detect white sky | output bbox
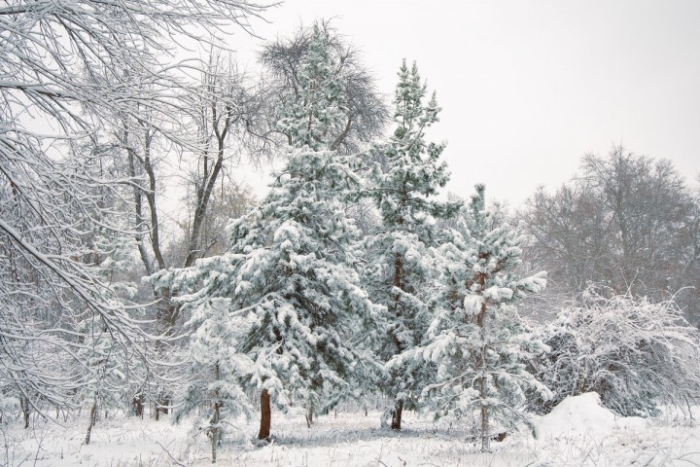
[228,0,700,208]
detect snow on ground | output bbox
[3,393,700,466]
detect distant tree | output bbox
[521,146,699,320]
[176,181,258,260]
[523,185,610,291]
[78,225,140,443]
[362,60,460,430]
[392,185,549,452]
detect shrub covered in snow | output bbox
[531,290,700,417]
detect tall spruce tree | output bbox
[158,25,381,441]
[363,60,460,430]
[392,185,550,451]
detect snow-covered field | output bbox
[3,393,700,467]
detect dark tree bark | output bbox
[20,394,30,429]
[210,361,221,463]
[84,396,98,445]
[258,389,271,440]
[391,399,403,430]
[305,405,314,427]
[133,392,144,418]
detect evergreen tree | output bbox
[157,25,381,441]
[175,299,252,463]
[392,185,549,451]
[362,60,460,430]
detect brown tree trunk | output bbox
[391,399,403,430]
[258,389,271,440]
[20,394,30,429]
[133,392,144,418]
[211,361,221,463]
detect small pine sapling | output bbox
[174,298,252,463]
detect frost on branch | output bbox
[532,290,700,417]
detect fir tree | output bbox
[362,60,460,430]
[174,299,251,463]
[158,25,381,441]
[392,185,549,451]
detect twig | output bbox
[152,439,188,467]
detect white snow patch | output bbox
[537,392,647,439]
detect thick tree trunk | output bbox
[133,391,144,418]
[391,399,403,430]
[258,389,271,440]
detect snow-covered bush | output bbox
[531,290,700,417]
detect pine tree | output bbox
[393,185,549,451]
[174,299,251,463]
[158,25,381,441]
[362,60,460,430]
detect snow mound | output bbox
[537,392,617,438]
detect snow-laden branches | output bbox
[0,0,270,418]
[532,290,700,417]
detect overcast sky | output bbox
[231,0,700,208]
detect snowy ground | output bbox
[3,393,700,467]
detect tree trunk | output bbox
[258,389,271,440]
[480,404,490,453]
[133,392,144,418]
[20,394,30,429]
[85,397,98,445]
[211,402,220,463]
[305,405,314,428]
[211,361,220,463]
[391,399,403,430]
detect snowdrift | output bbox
[537,392,646,438]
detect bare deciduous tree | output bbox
[520,146,700,321]
[0,0,270,420]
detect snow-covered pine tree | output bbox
[174,298,252,463]
[362,60,460,430]
[392,185,549,452]
[156,25,381,441]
